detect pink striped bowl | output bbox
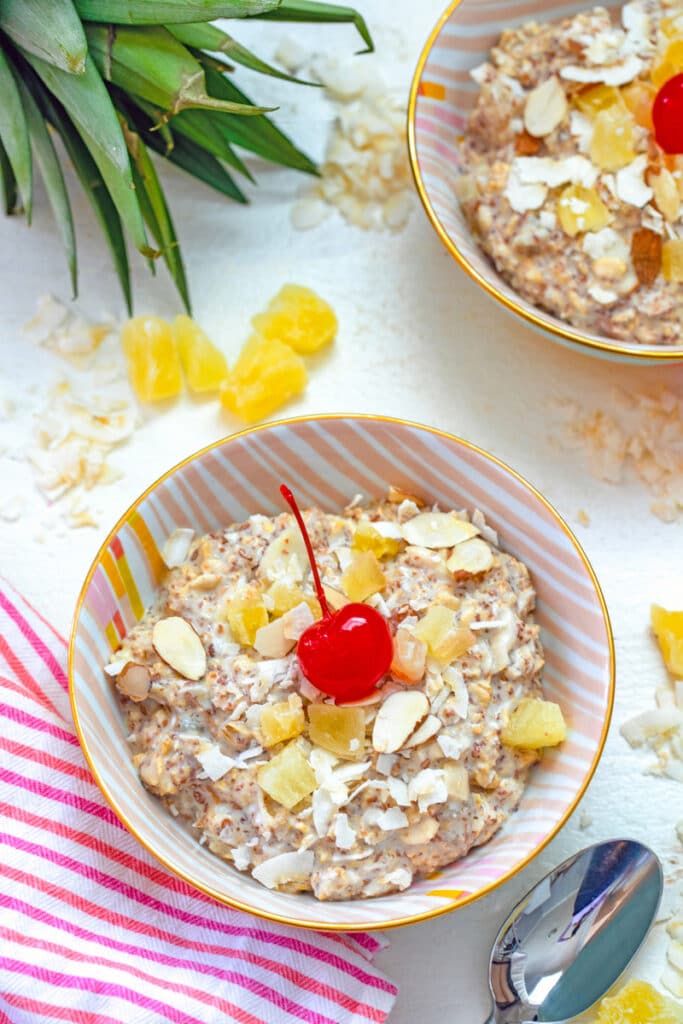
[408,0,683,365]
[69,415,614,931]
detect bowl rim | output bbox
[407,0,683,363]
[68,412,615,932]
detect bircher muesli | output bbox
[457,1,683,345]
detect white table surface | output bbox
[1,3,683,1021]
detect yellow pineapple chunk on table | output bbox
[172,315,227,393]
[260,694,305,748]
[590,104,635,171]
[651,604,683,676]
[220,335,307,423]
[414,605,474,665]
[257,741,317,810]
[121,315,183,402]
[502,697,567,749]
[308,704,366,759]
[557,185,611,237]
[252,284,337,354]
[341,551,386,602]
[595,979,683,1023]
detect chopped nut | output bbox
[524,76,568,138]
[631,227,662,286]
[116,662,151,702]
[372,690,429,753]
[515,130,542,156]
[152,617,207,680]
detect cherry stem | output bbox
[280,484,331,619]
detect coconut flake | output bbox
[376,807,409,831]
[615,156,653,208]
[252,850,314,889]
[333,812,357,850]
[437,732,470,761]
[620,708,683,746]
[386,776,410,806]
[408,768,448,813]
[161,528,194,569]
[197,745,237,781]
[559,54,643,86]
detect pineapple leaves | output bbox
[16,77,77,297]
[0,0,87,75]
[73,1,281,24]
[0,137,18,215]
[23,47,150,256]
[120,115,190,312]
[168,23,318,86]
[0,47,32,221]
[257,0,373,54]
[85,24,274,116]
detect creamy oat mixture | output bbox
[107,494,546,901]
[458,1,683,344]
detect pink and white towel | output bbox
[0,580,398,1023]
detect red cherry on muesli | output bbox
[279,485,393,702]
[653,73,683,153]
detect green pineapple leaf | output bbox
[0,0,88,74]
[257,0,373,54]
[74,0,281,24]
[0,136,18,215]
[168,22,318,86]
[0,46,33,221]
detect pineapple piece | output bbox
[260,694,305,748]
[390,629,427,684]
[652,40,683,89]
[502,697,567,749]
[173,315,228,393]
[557,185,611,237]
[662,13,683,39]
[621,81,657,131]
[662,239,683,282]
[590,105,635,171]
[268,580,307,617]
[414,606,475,665]
[225,594,269,646]
[308,704,366,759]
[220,335,307,423]
[340,551,385,602]
[651,604,683,676]
[121,315,183,402]
[574,84,623,117]
[595,979,683,1024]
[443,761,470,802]
[257,741,317,809]
[352,521,403,560]
[252,284,337,354]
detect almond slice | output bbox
[515,130,542,156]
[372,690,429,753]
[116,662,151,702]
[401,512,479,549]
[446,537,494,579]
[254,618,296,659]
[403,714,442,749]
[161,528,194,569]
[152,616,207,680]
[631,227,662,286]
[524,76,568,138]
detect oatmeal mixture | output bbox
[107,494,552,901]
[458,1,683,344]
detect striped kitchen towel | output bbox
[0,580,398,1024]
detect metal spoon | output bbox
[484,839,663,1024]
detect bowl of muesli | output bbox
[409,0,683,363]
[69,415,614,931]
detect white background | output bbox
[1,2,682,1020]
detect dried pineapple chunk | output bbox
[595,979,683,1024]
[590,105,635,171]
[662,13,683,39]
[260,694,305,748]
[352,521,403,560]
[268,581,307,617]
[557,185,611,237]
[341,551,385,602]
[621,81,657,131]
[220,335,307,423]
[252,284,337,354]
[308,704,366,759]
[257,741,317,809]
[662,239,683,282]
[651,604,683,676]
[574,84,623,117]
[652,39,683,88]
[225,594,269,646]
[502,697,567,749]
[121,315,183,402]
[414,606,474,665]
[390,629,427,684]
[173,315,227,393]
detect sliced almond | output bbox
[524,76,568,138]
[152,616,207,680]
[401,512,478,549]
[254,618,296,659]
[372,690,429,753]
[403,714,442,749]
[160,528,194,569]
[650,168,680,223]
[631,227,662,286]
[116,662,151,702]
[446,537,494,579]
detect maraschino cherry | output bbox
[653,73,683,153]
[280,484,393,702]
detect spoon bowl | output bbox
[486,839,663,1024]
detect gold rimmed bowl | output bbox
[408,0,683,365]
[69,414,614,931]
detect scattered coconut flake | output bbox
[376,807,409,831]
[437,732,470,761]
[232,845,252,871]
[615,155,653,208]
[443,667,469,719]
[161,528,195,569]
[385,776,410,806]
[252,850,314,889]
[620,708,683,746]
[375,753,398,776]
[333,812,356,850]
[559,54,643,86]
[408,768,448,813]
[0,495,26,522]
[273,35,309,75]
[197,744,237,781]
[312,787,336,837]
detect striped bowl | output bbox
[408,0,683,365]
[69,415,614,932]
